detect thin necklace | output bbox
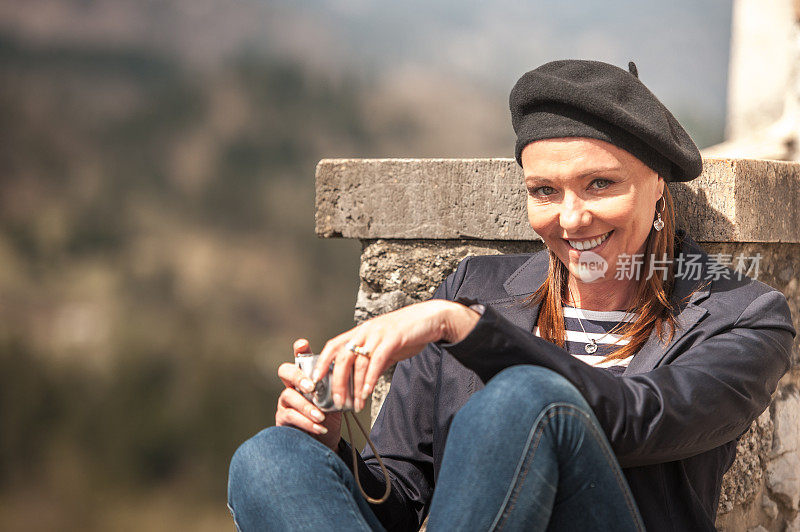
[566,285,623,354]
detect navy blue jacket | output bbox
[337,229,796,531]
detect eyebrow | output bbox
[525,167,621,186]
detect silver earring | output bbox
[653,196,665,231]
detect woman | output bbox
[228,60,796,531]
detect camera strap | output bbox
[342,411,392,504]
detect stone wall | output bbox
[316,157,800,531]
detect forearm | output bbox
[435,300,792,468]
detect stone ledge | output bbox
[315,158,800,242]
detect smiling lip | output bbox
[564,230,614,252]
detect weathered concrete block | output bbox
[675,159,800,243]
[766,453,800,510]
[770,388,800,458]
[718,409,773,515]
[316,158,800,243]
[316,158,530,240]
[765,388,800,511]
[762,493,779,520]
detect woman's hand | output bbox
[312,300,481,413]
[275,338,342,451]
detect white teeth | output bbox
[568,231,611,251]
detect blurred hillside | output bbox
[0,0,729,529]
[0,26,370,532]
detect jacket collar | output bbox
[494,228,711,374]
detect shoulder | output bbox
[704,273,793,331]
[447,251,542,301]
[679,233,793,331]
[458,252,537,273]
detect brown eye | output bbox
[592,179,613,190]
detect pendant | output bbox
[585,341,598,354]
[653,218,664,231]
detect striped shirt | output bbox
[533,305,639,376]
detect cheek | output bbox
[599,198,641,233]
[628,199,655,232]
[526,200,552,231]
[607,197,652,250]
[602,197,634,219]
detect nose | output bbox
[559,192,592,233]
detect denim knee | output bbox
[458,365,591,424]
[228,426,324,499]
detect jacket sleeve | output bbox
[437,289,796,468]
[334,258,472,531]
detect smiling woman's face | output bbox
[521,137,664,283]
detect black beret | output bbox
[509,60,703,182]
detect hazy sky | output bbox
[0,0,734,145]
[267,0,733,134]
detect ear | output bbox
[656,175,665,201]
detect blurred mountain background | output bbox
[0,0,730,529]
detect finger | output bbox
[345,326,373,407]
[314,333,349,383]
[360,339,397,401]
[352,341,375,412]
[277,362,315,393]
[352,353,370,412]
[293,338,312,355]
[279,387,326,424]
[276,405,328,435]
[331,347,357,410]
[334,328,369,410]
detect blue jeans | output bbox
[227,365,646,531]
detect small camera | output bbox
[295,352,354,412]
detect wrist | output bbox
[440,300,482,344]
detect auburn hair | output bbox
[522,185,694,364]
